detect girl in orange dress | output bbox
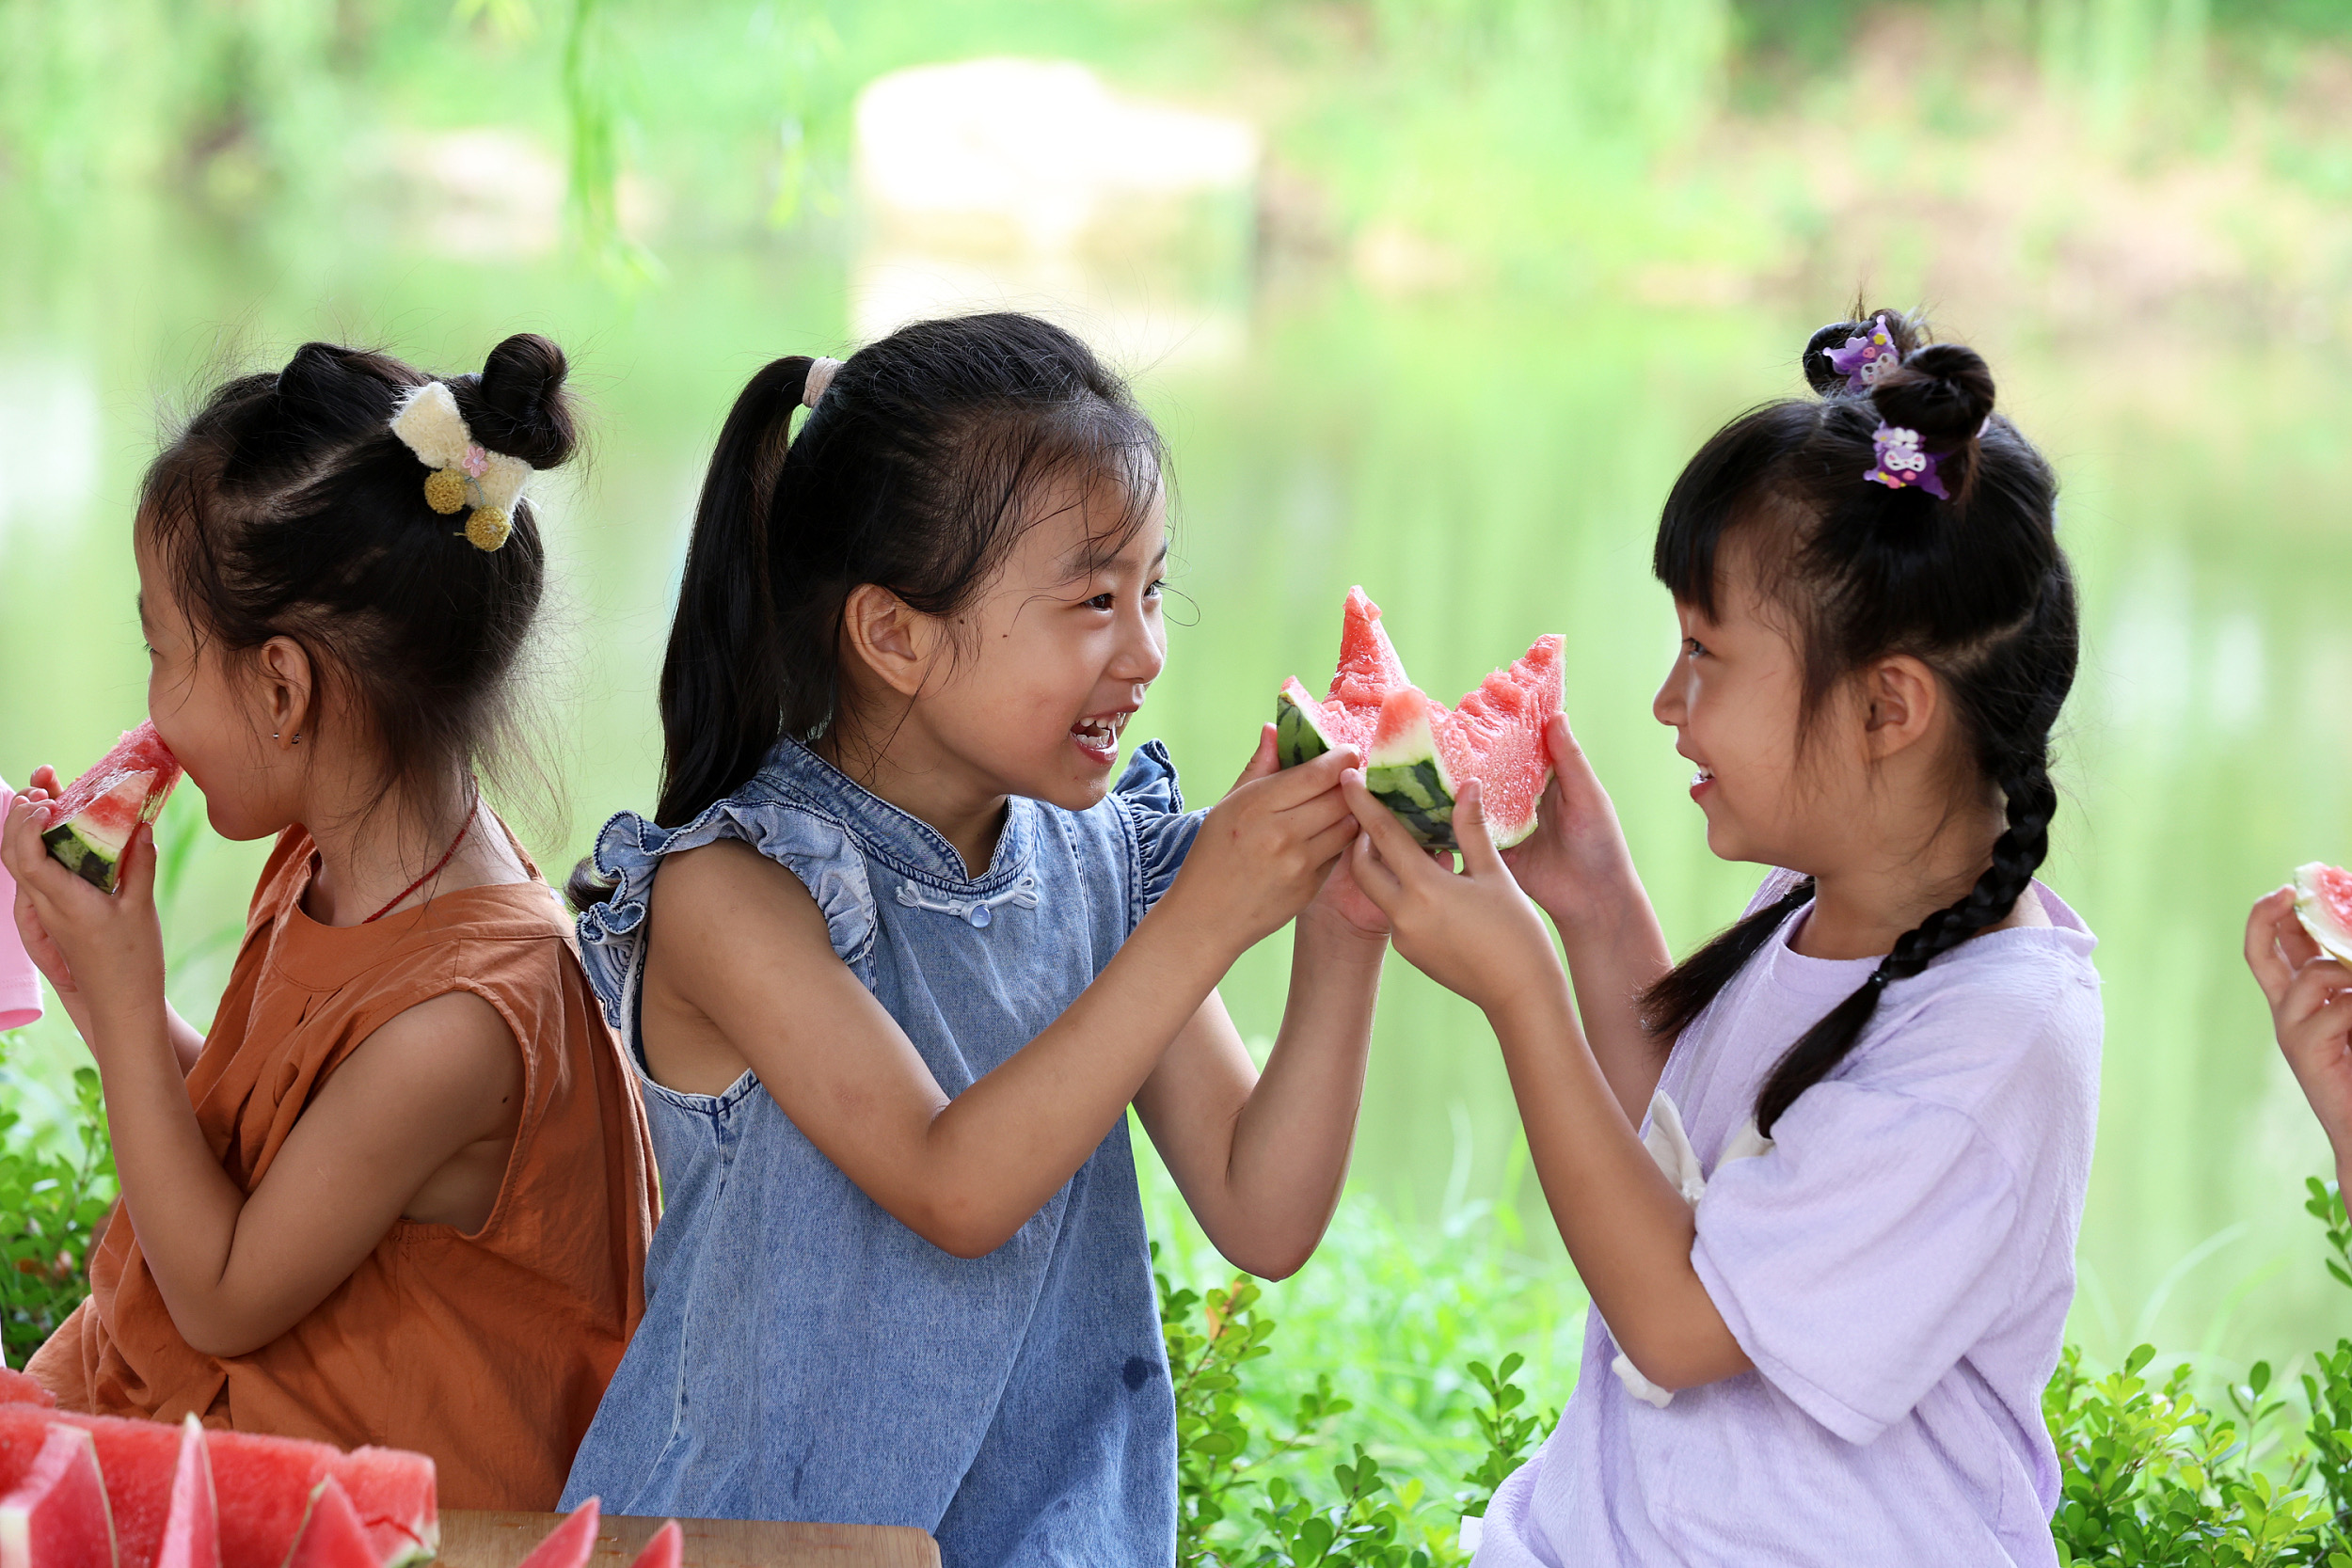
[1,336,656,1510]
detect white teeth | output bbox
[1073,712,1130,746]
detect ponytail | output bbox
[568,315,1165,911]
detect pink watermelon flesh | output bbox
[628,1522,682,1568]
[2296,863,2352,964]
[515,1500,599,1568]
[280,1480,374,1568]
[7,1407,434,1568]
[0,1374,55,1411]
[0,1424,117,1568]
[1276,587,1565,849]
[40,721,183,895]
[154,1418,216,1568]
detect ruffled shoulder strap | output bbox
[574,793,879,1026]
[1112,739,1204,914]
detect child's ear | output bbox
[252,636,317,752]
[841,583,942,700]
[1859,654,1940,759]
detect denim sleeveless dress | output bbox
[562,737,1201,1567]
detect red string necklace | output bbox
[362,793,477,924]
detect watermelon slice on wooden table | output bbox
[627,1521,682,1568]
[514,1500,599,1568]
[2296,863,2352,964]
[1276,587,1565,851]
[0,1372,55,1411]
[37,722,183,895]
[278,1480,373,1568]
[0,1405,435,1568]
[0,1423,118,1568]
[154,1417,217,1568]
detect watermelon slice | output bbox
[1275,587,1565,850]
[0,1406,435,1568]
[154,1418,216,1568]
[2296,863,2352,964]
[0,1424,117,1568]
[0,1373,55,1411]
[514,1500,598,1568]
[279,1481,373,1568]
[628,1522,681,1568]
[38,722,183,895]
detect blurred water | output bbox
[5,203,2350,1376]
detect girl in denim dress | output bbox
[563,314,1390,1564]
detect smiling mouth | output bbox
[1692,766,1715,786]
[1072,711,1132,753]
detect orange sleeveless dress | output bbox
[30,826,658,1510]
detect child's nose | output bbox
[1652,662,1685,726]
[1112,610,1167,687]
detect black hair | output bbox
[566,311,1163,909]
[1640,309,2077,1135]
[140,334,577,826]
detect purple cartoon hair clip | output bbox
[1827,314,1902,392]
[1867,422,1949,500]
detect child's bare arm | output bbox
[1,805,522,1357]
[652,740,1362,1261]
[1343,773,1752,1390]
[1501,716,1674,1125]
[1131,862,1386,1280]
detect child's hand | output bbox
[2247,887,2352,1176]
[1166,725,1362,956]
[1,789,167,1043]
[1502,714,1642,932]
[1303,848,1391,942]
[1340,770,1559,1013]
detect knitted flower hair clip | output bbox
[389,381,534,551]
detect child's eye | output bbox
[1085,592,1117,610]
[1683,638,1708,659]
[1144,578,1165,600]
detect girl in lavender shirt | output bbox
[1341,310,2098,1566]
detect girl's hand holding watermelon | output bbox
[2,784,170,1050]
[1496,714,1674,1123]
[2246,884,2352,1196]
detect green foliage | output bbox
[1457,1352,1553,1515]
[0,1035,113,1370]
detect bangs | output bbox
[1651,400,1820,616]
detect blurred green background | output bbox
[6,0,2352,1382]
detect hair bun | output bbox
[1870,342,1995,448]
[1802,309,1921,397]
[463,333,578,469]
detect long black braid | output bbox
[1641,308,2078,1135]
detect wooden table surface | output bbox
[434,1511,940,1568]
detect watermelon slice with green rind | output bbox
[2296,863,2352,965]
[39,722,183,895]
[0,1423,117,1568]
[1276,587,1565,850]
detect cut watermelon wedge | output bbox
[514,1501,598,1568]
[39,722,183,895]
[154,1418,216,1568]
[627,1522,681,1568]
[2,1406,436,1568]
[0,1424,117,1568]
[0,1373,55,1412]
[279,1481,373,1568]
[2296,863,2352,965]
[1276,587,1565,850]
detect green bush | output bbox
[0,1030,115,1370]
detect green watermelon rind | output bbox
[39,769,170,895]
[1274,679,1340,770]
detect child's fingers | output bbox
[1349,832,1405,911]
[1452,781,1510,880]
[28,766,57,795]
[1340,768,1437,881]
[1229,723,1280,792]
[119,823,159,908]
[2280,954,2352,1030]
[1301,816,1359,868]
[1248,744,1360,811]
[2247,891,2298,1005]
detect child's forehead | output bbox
[1017,475,1167,578]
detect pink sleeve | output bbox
[0,782,43,1031]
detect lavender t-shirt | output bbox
[1476,872,2101,1568]
[0,780,44,1030]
